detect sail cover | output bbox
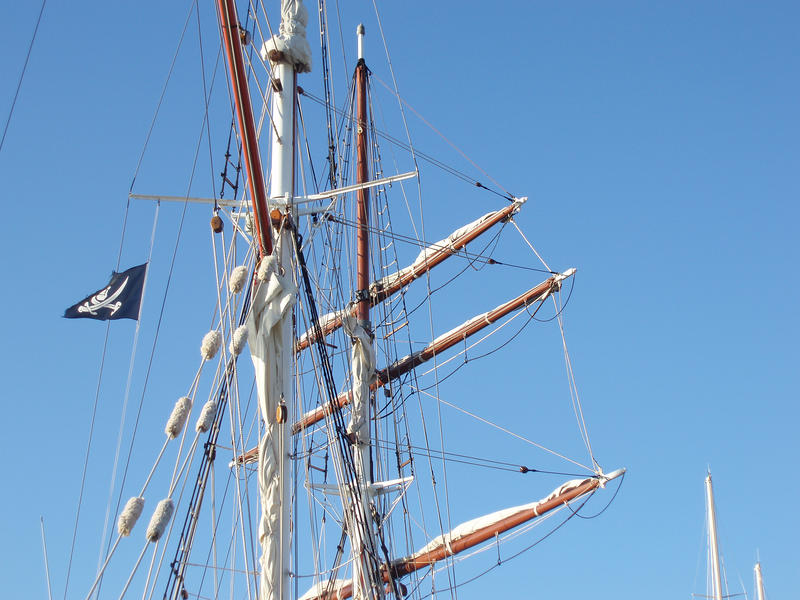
[261,0,312,73]
[343,316,376,442]
[247,255,296,600]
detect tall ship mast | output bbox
[57,1,626,599]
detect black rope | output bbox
[299,88,515,202]
[0,0,47,156]
[563,470,625,520]
[293,229,385,598]
[327,214,555,275]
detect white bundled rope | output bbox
[165,396,192,439]
[257,254,277,281]
[229,324,248,356]
[201,330,222,360]
[196,400,217,433]
[117,497,145,536]
[145,498,174,542]
[229,265,248,293]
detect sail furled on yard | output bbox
[247,255,297,600]
[297,470,625,600]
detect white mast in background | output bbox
[249,2,311,600]
[705,473,724,600]
[754,562,766,600]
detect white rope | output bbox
[82,536,122,600]
[510,219,552,273]
[371,74,513,198]
[138,439,170,496]
[140,540,160,600]
[417,302,531,377]
[413,387,594,473]
[95,199,161,581]
[117,541,151,600]
[554,294,598,471]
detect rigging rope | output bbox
[0,0,47,156]
[299,88,512,201]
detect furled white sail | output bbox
[411,478,592,558]
[247,255,297,600]
[343,316,376,441]
[370,211,500,296]
[261,0,312,73]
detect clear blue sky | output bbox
[0,1,797,599]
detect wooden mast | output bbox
[215,0,272,256]
[349,24,384,600]
[355,25,370,326]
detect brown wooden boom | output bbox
[216,0,272,256]
[231,268,573,466]
[300,469,624,600]
[292,269,573,434]
[295,199,526,352]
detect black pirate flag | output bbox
[64,263,148,321]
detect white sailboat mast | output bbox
[705,473,724,600]
[252,2,311,600]
[754,562,766,600]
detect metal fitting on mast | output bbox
[357,24,365,60]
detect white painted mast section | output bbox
[250,3,311,600]
[754,562,765,600]
[705,473,724,600]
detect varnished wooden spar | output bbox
[216,0,272,256]
[355,57,370,324]
[294,199,526,352]
[293,269,573,434]
[232,269,574,466]
[301,469,625,600]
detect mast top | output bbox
[357,23,365,60]
[262,0,312,72]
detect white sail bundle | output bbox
[229,324,248,356]
[117,497,145,537]
[165,396,192,439]
[298,579,350,600]
[247,257,297,600]
[200,330,222,360]
[343,316,376,441]
[195,399,217,433]
[229,265,248,293]
[370,211,503,297]
[261,0,312,73]
[411,478,594,559]
[145,498,174,542]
